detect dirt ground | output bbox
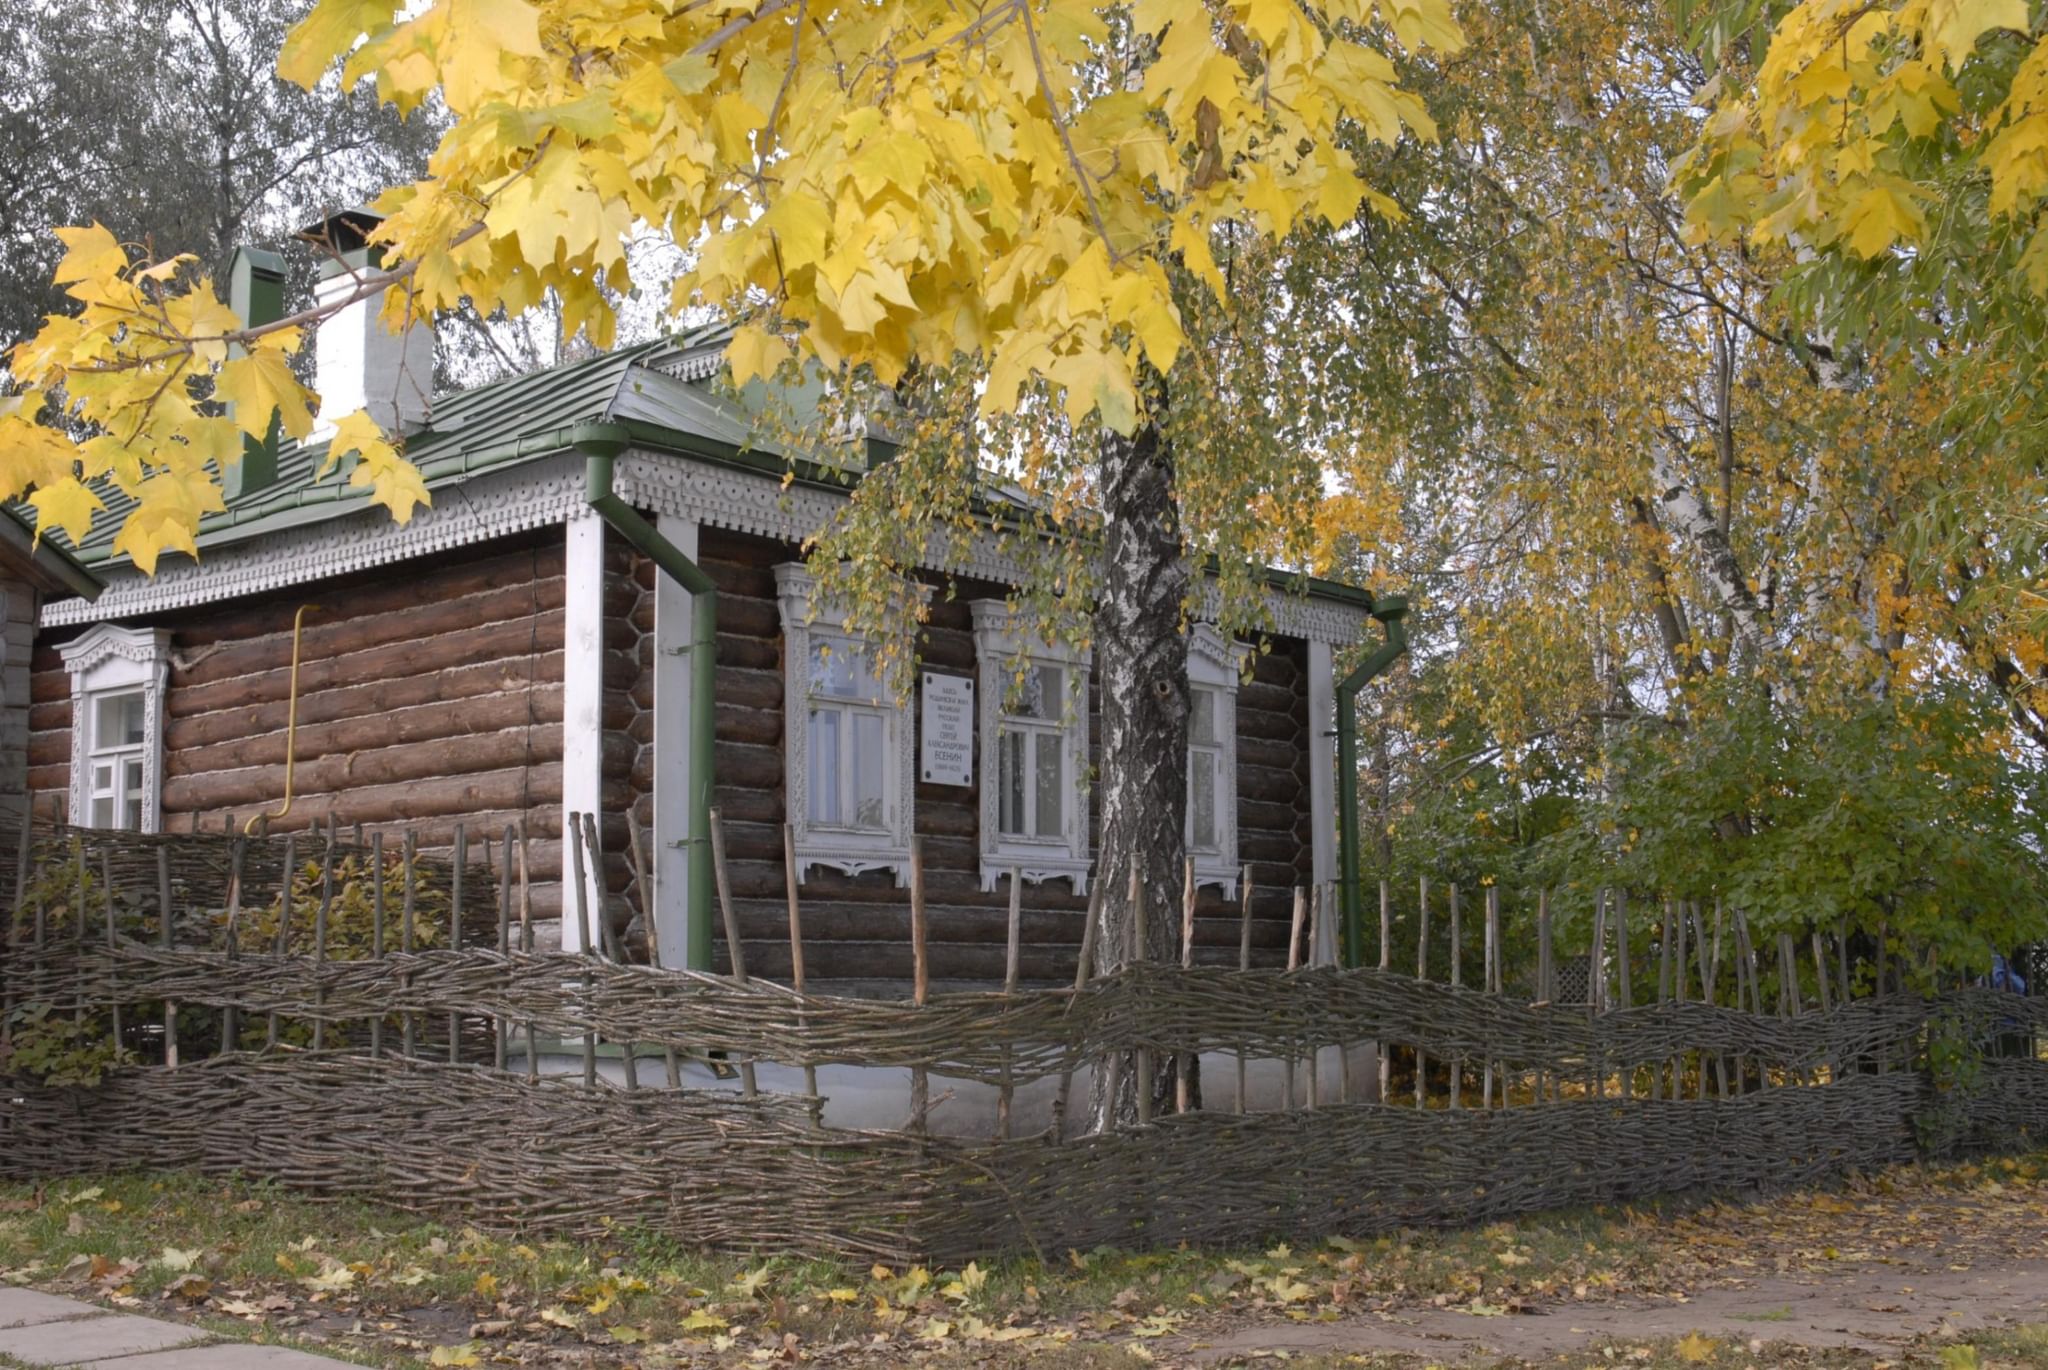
[1163,1169,2048,1367]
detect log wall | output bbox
[24,519,1319,991]
[28,530,570,913]
[678,526,1314,995]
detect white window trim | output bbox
[1188,623,1248,898]
[973,601,1092,893]
[775,563,917,886]
[60,623,171,833]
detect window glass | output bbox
[1015,664,1061,720]
[852,712,885,828]
[1000,731,1027,835]
[1033,732,1063,838]
[808,707,841,825]
[810,640,879,701]
[1191,754,1217,850]
[1190,688,1215,745]
[94,691,145,750]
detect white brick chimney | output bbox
[299,209,434,442]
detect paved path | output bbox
[0,1288,352,1368]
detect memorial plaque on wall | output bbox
[921,672,973,786]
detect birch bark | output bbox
[1090,399,1189,1129]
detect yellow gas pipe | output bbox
[243,604,318,835]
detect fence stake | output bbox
[222,837,244,1054]
[1811,929,1833,1015]
[908,834,928,1133]
[1333,883,1351,1106]
[157,848,177,1069]
[583,812,624,964]
[782,824,814,1114]
[1003,865,1025,1133]
[1536,887,1552,1100]
[1305,885,1320,1110]
[1133,868,1152,1124]
[1615,889,1632,1006]
[1447,882,1461,1110]
[635,819,680,1089]
[1588,889,1607,1097]
[370,832,385,1059]
[451,822,468,1066]
[311,834,333,1052]
[270,833,294,1051]
[582,813,636,1089]
[1614,890,1633,1098]
[101,849,121,1060]
[1287,885,1306,1111]
[1237,866,1253,1114]
[1379,878,1391,1104]
[516,820,537,1084]
[626,818,653,965]
[708,808,755,1100]
[1415,874,1430,1108]
[401,829,418,1060]
[1177,856,1195,1114]
[1053,877,1104,1140]
[496,825,514,1072]
[1483,884,1498,1108]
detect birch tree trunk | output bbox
[1089,395,1189,1130]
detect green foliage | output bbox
[0,1003,125,1086]
[1549,681,2048,976]
[230,850,452,959]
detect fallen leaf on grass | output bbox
[428,1346,481,1367]
[156,1247,202,1272]
[163,1273,210,1301]
[1676,1332,1719,1362]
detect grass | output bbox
[2,1162,2045,1367]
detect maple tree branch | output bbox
[688,0,799,58]
[1017,0,1117,262]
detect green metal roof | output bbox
[15,319,1375,612]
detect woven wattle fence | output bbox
[2,823,2045,1262]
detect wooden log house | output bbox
[7,219,1379,996]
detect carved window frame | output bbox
[774,563,917,886]
[1187,623,1247,897]
[973,602,1093,893]
[60,624,172,833]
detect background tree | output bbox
[1239,0,2048,981]
[0,0,440,358]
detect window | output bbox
[973,602,1091,892]
[775,564,916,884]
[1186,624,1245,896]
[87,692,149,829]
[60,624,171,833]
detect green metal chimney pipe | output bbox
[1337,596,1409,968]
[584,446,719,971]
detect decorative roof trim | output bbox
[43,448,1372,645]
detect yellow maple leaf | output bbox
[1840,182,1925,258]
[51,223,128,287]
[215,349,314,441]
[1675,1331,1718,1362]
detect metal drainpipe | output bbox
[1337,597,1409,968]
[583,445,719,971]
